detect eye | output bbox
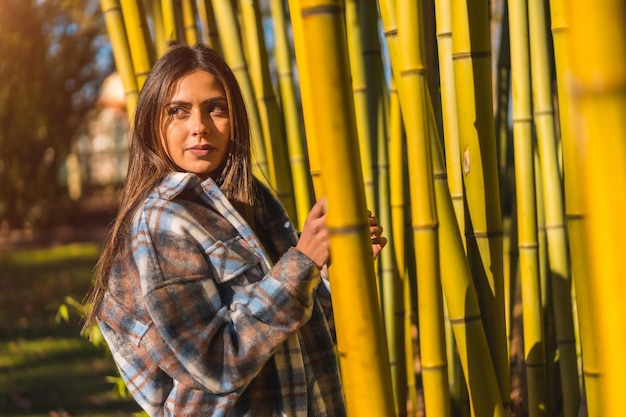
[207,101,228,116]
[167,106,189,119]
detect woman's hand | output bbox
[368,211,387,260]
[296,199,329,268]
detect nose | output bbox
[191,110,208,137]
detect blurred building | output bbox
[72,72,129,193]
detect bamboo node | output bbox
[301,4,342,18]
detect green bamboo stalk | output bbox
[268,0,312,230]
[99,0,139,115]
[450,0,510,411]
[210,0,270,184]
[396,0,450,415]
[292,0,396,414]
[548,0,598,414]
[569,2,626,415]
[507,0,548,415]
[120,0,155,89]
[238,0,297,222]
[528,0,580,414]
[180,0,199,45]
[197,0,221,50]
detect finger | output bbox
[308,198,326,220]
[370,225,383,237]
[371,236,387,247]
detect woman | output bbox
[84,43,386,416]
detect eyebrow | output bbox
[166,96,227,106]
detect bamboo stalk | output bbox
[210,0,270,183]
[268,0,312,230]
[99,0,139,115]
[569,2,626,416]
[528,0,580,414]
[389,79,417,416]
[161,0,179,44]
[181,0,199,45]
[433,0,464,248]
[387,78,409,417]
[548,0,598,414]
[292,0,396,414]
[197,0,221,50]
[395,0,450,414]
[287,0,323,198]
[433,1,469,409]
[119,0,155,89]
[239,0,297,222]
[428,101,507,417]
[450,0,510,411]
[534,152,559,416]
[507,0,548,414]
[146,0,167,56]
[345,0,375,209]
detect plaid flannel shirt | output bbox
[97,172,346,416]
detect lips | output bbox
[187,144,215,157]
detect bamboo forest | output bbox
[96,0,626,416]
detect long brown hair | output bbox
[83,43,257,331]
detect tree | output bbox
[0,0,113,229]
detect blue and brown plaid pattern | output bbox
[98,172,346,416]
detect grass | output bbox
[0,243,141,416]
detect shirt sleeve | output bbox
[134,201,320,395]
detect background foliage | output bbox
[0,0,113,229]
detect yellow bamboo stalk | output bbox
[268,0,312,230]
[450,0,510,410]
[491,5,514,348]
[161,0,179,43]
[146,0,167,56]
[569,2,626,416]
[389,79,417,416]
[211,0,270,183]
[528,0,580,414]
[433,0,469,409]
[345,0,375,209]
[507,0,549,414]
[548,0,598,414]
[396,0,451,415]
[534,152,559,416]
[287,0,323,198]
[386,78,409,416]
[433,0,464,248]
[429,102,507,417]
[119,0,155,89]
[239,0,297,222]
[197,0,221,50]
[99,0,139,115]
[181,0,199,45]
[293,0,396,414]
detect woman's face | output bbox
[162,70,231,181]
